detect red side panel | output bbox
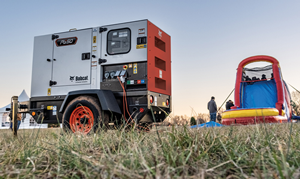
[147,20,171,96]
[273,64,284,115]
[284,84,292,117]
[234,67,243,108]
[222,116,288,125]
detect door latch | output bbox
[98,58,107,64]
[99,27,107,33]
[49,80,57,86]
[52,35,59,40]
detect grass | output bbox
[1,123,300,178]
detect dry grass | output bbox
[1,123,300,178]
[163,113,210,126]
[292,91,300,116]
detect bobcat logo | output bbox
[70,76,75,81]
[70,76,88,83]
[158,30,162,39]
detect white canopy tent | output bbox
[0,90,48,129]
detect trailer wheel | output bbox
[62,96,108,134]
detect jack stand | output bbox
[11,96,18,137]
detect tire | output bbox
[62,96,109,134]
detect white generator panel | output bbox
[31,20,148,97]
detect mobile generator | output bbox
[17,20,171,134]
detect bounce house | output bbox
[222,55,292,125]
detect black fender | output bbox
[59,89,121,114]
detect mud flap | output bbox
[59,90,121,114]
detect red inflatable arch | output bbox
[233,55,284,115]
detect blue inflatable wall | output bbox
[241,80,278,108]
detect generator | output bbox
[26,19,171,133]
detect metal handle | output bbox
[98,58,107,64]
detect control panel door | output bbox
[52,29,92,86]
[99,20,147,65]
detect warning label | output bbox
[138,28,146,37]
[133,63,137,74]
[136,44,147,49]
[47,88,51,96]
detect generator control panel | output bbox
[101,62,147,92]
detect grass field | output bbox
[1,123,300,178]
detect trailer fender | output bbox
[59,90,121,114]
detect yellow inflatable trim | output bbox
[222,108,285,119]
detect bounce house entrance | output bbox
[241,64,277,108]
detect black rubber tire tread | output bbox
[62,95,108,134]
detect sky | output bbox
[0,0,300,116]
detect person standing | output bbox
[208,96,217,122]
[9,113,22,130]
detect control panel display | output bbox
[107,28,131,55]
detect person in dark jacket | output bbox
[207,96,217,122]
[217,113,222,123]
[226,100,234,110]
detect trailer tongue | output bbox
[16,20,172,134]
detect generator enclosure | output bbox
[30,19,171,124]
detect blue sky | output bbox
[1,1,300,115]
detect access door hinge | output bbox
[52,34,59,40]
[99,27,107,33]
[49,80,57,86]
[98,58,107,64]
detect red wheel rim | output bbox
[69,106,94,134]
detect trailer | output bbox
[14,20,171,134]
